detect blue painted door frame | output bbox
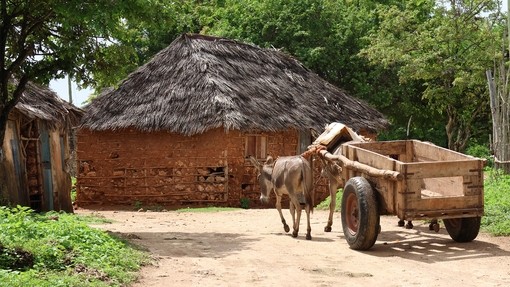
[40,123,54,210]
[9,121,29,205]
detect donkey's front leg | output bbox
[324,182,338,232]
[275,195,290,233]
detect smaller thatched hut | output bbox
[1,82,83,212]
[77,33,387,208]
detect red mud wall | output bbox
[76,128,328,209]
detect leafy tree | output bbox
[202,0,442,142]
[0,0,187,147]
[0,0,181,196]
[360,0,500,151]
[90,0,211,90]
[205,0,365,91]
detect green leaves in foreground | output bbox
[482,171,510,236]
[0,206,149,287]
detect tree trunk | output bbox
[445,106,471,153]
[486,67,510,174]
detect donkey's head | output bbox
[249,155,274,204]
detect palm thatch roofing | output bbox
[81,34,387,135]
[15,82,83,128]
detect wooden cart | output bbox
[320,140,485,250]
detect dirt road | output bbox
[76,208,510,287]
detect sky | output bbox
[48,1,509,108]
[49,77,92,108]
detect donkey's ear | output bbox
[265,156,274,165]
[248,156,262,171]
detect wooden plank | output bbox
[420,177,465,197]
[404,160,482,179]
[404,141,414,163]
[404,208,483,220]
[348,140,407,157]
[412,140,475,161]
[351,146,396,171]
[374,180,397,214]
[407,195,482,211]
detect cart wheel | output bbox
[341,177,379,250]
[443,217,481,242]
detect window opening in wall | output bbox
[245,135,267,160]
[298,129,312,154]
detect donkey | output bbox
[316,145,343,233]
[249,155,314,240]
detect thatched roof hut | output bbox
[16,82,83,128]
[1,82,83,212]
[81,33,387,135]
[76,34,387,208]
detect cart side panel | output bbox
[342,144,400,215]
[348,141,407,159]
[404,196,483,219]
[411,140,475,161]
[405,161,481,178]
[403,160,484,220]
[342,140,484,221]
[348,145,397,171]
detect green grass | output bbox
[74,214,113,225]
[176,207,241,213]
[481,170,510,236]
[316,169,510,236]
[316,190,342,211]
[71,177,77,203]
[0,206,149,287]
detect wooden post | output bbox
[485,3,510,173]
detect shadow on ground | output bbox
[110,231,257,258]
[345,223,510,263]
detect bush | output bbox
[240,198,250,209]
[466,144,493,167]
[482,170,510,236]
[0,206,149,286]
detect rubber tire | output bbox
[443,217,481,242]
[341,177,379,250]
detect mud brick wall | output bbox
[76,128,329,209]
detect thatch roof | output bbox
[15,82,83,128]
[81,34,387,135]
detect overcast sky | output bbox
[49,77,92,107]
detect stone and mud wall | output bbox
[76,128,328,209]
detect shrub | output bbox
[466,144,493,167]
[0,206,149,286]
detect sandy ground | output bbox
[75,208,510,287]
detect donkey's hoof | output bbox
[324,226,332,232]
[284,225,290,233]
[306,234,312,240]
[398,220,405,227]
[405,221,414,229]
[292,231,298,238]
[430,222,440,232]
